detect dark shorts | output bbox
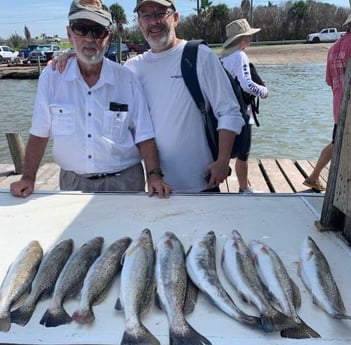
[232,123,252,161]
[332,124,337,144]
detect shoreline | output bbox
[245,42,331,65]
[0,43,332,79]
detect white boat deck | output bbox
[0,191,350,345]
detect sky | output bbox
[1,0,350,40]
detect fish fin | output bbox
[120,324,160,345]
[39,306,72,327]
[169,321,212,345]
[0,311,11,332]
[242,315,262,329]
[290,278,301,309]
[260,308,298,332]
[155,292,165,311]
[280,319,321,339]
[72,308,95,324]
[10,303,35,326]
[114,297,123,311]
[183,276,198,315]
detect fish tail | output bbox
[72,308,95,324]
[39,306,72,327]
[260,308,298,332]
[120,324,160,345]
[333,312,351,320]
[10,303,35,326]
[280,318,321,339]
[242,314,262,329]
[169,321,212,345]
[0,311,11,332]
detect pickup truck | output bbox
[306,27,345,43]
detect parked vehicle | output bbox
[124,41,150,54]
[105,42,129,63]
[18,44,39,59]
[28,44,61,63]
[306,28,346,43]
[0,45,19,63]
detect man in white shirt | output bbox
[124,0,245,192]
[10,0,171,198]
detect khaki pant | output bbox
[59,163,145,193]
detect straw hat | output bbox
[343,13,351,27]
[222,19,261,49]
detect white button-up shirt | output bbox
[30,57,155,174]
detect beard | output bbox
[75,45,105,64]
[142,24,176,52]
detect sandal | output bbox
[303,178,326,191]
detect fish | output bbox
[10,239,74,326]
[298,236,351,320]
[72,237,132,324]
[185,231,261,329]
[155,231,211,345]
[39,236,103,327]
[115,228,159,345]
[0,240,43,332]
[249,240,320,339]
[221,230,298,332]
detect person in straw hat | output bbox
[220,18,268,193]
[303,14,351,191]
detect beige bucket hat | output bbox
[222,18,261,49]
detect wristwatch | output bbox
[148,168,164,178]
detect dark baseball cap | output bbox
[68,0,113,27]
[134,0,176,13]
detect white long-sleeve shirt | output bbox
[125,40,245,193]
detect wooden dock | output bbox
[0,158,328,194]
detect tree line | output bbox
[124,0,349,44]
[1,0,350,49]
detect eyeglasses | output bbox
[139,10,174,22]
[70,22,109,39]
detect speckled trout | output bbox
[298,236,351,320]
[222,230,298,333]
[72,237,132,324]
[156,231,211,345]
[40,237,103,327]
[115,229,159,345]
[11,239,73,326]
[0,240,43,332]
[249,239,320,339]
[186,231,261,329]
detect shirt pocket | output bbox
[49,104,75,135]
[103,110,129,142]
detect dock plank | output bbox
[260,159,294,193]
[248,159,270,192]
[276,159,306,192]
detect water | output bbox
[0,63,332,164]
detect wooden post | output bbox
[5,133,25,174]
[319,59,351,230]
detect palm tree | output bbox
[109,3,127,37]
